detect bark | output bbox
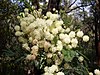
[95,0,100,65]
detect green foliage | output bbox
[62,49,77,62]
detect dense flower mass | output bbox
[14,8,90,75]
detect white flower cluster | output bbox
[44,65,64,75]
[89,69,100,75]
[14,8,90,74]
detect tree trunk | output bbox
[95,0,100,65]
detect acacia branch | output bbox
[66,4,91,13]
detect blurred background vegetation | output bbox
[0,0,100,75]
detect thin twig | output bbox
[66,4,91,13]
[68,0,77,8]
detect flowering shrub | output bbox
[14,8,90,75]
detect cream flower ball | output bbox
[55,20,63,27]
[51,28,58,35]
[44,41,51,49]
[78,56,84,62]
[49,65,58,73]
[45,32,54,40]
[57,40,63,51]
[65,28,70,33]
[44,66,49,72]
[18,37,27,43]
[18,37,24,43]
[22,43,28,48]
[51,46,57,53]
[49,34,54,40]
[69,31,75,38]
[29,37,33,43]
[50,14,59,21]
[57,45,63,51]
[14,25,20,31]
[89,72,93,75]
[15,31,23,36]
[46,19,53,26]
[46,12,52,17]
[71,38,78,44]
[26,54,36,60]
[47,53,52,58]
[59,33,65,40]
[57,26,62,31]
[57,40,62,45]
[77,31,84,37]
[31,45,38,51]
[53,8,56,11]
[24,8,29,13]
[83,35,89,42]
[94,69,100,75]
[51,65,58,71]
[44,16,47,19]
[63,37,70,44]
[71,43,77,48]
[67,45,72,49]
[57,72,65,75]
[20,21,27,26]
